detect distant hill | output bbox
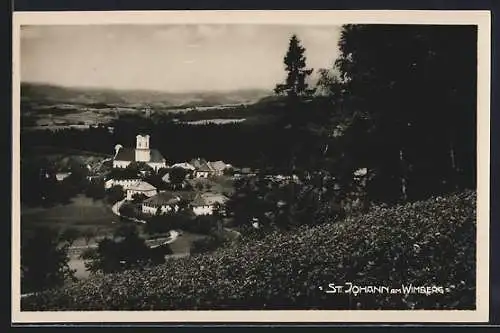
[21,82,271,108]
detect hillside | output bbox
[21,82,271,108]
[21,191,476,311]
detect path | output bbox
[111,198,147,224]
[148,230,179,248]
[111,198,179,245]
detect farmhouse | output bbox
[142,192,181,215]
[113,134,167,171]
[207,160,231,176]
[190,193,228,216]
[194,163,213,179]
[191,194,213,215]
[125,180,157,200]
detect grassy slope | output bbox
[21,190,476,311]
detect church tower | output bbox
[135,134,151,162]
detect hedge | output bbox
[21,190,476,310]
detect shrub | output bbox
[190,234,228,254]
[21,191,476,310]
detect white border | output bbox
[12,10,491,324]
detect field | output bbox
[188,176,235,196]
[21,195,117,235]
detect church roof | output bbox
[114,147,166,163]
[149,149,166,163]
[106,168,141,180]
[114,147,135,161]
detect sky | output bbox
[21,24,341,93]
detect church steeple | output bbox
[135,134,151,162]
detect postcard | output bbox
[12,10,491,323]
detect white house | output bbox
[190,193,228,216]
[191,194,213,215]
[142,192,182,215]
[113,134,167,171]
[55,172,72,181]
[194,163,213,178]
[125,181,157,200]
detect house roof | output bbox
[208,161,227,171]
[114,147,166,163]
[171,162,195,170]
[143,192,181,207]
[191,194,209,207]
[190,158,208,169]
[196,163,213,172]
[202,193,228,205]
[114,147,135,161]
[128,181,157,191]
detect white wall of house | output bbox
[142,204,179,215]
[105,179,139,189]
[148,162,167,171]
[113,160,131,169]
[193,205,213,216]
[55,173,71,181]
[195,171,209,178]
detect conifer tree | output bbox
[274,34,315,99]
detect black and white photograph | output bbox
[12,11,490,323]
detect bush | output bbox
[21,227,76,294]
[105,185,125,204]
[21,191,476,310]
[190,234,228,254]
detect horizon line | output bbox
[20,80,275,95]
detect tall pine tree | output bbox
[275,34,315,100]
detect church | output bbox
[113,134,167,171]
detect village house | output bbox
[55,172,72,181]
[104,169,141,189]
[194,163,213,179]
[207,160,231,176]
[105,178,141,190]
[125,180,157,200]
[142,192,181,215]
[190,192,229,216]
[191,194,213,215]
[113,134,167,171]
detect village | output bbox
[36,132,304,245]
